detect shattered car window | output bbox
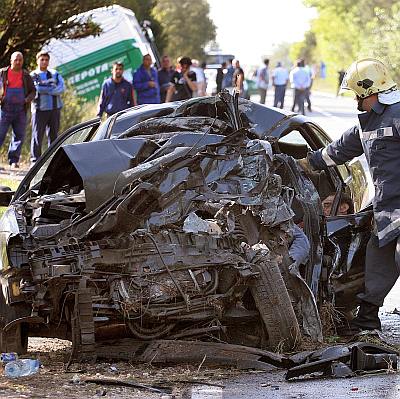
[279,130,311,147]
[30,126,96,189]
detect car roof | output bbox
[98,96,312,141]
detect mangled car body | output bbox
[0,93,374,359]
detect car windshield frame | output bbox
[13,118,100,201]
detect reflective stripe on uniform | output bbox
[322,148,337,166]
[377,216,400,242]
[362,127,394,140]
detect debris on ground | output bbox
[285,342,398,380]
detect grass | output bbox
[0,177,21,217]
[312,77,338,95]
[0,177,20,191]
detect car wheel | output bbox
[0,291,28,354]
[250,258,301,351]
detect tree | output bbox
[0,0,110,68]
[360,4,400,83]
[300,0,400,84]
[152,0,216,62]
[115,0,167,56]
[289,31,317,64]
[269,42,292,68]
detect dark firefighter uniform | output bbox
[309,98,400,311]
[306,58,400,332]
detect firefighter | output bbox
[305,58,400,333]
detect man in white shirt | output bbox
[272,62,289,108]
[256,59,269,104]
[191,59,206,97]
[289,59,311,115]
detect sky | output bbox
[207,0,316,67]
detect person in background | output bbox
[0,52,35,169]
[304,63,314,112]
[321,192,354,216]
[133,54,160,104]
[30,50,65,165]
[256,58,269,104]
[337,69,346,97]
[191,59,206,97]
[200,61,207,95]
[272,61,289,108]
[216,61,226,93]
[289,59,311,115]
[158,55,174,103]
[320,61,327,79]
[165,57,197,102]
[97,62,135,118]
[222,58,234,90]
[232,59,245,97]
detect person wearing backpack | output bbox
[30,51,65,164]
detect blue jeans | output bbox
[31,109,60,162]
[0,104,27,164]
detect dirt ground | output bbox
[0,337,247,399]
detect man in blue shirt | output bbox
[133,54,160,104]
[272,62,289,108]
[222,58,234,90]
[289,59,311,115]
[30,51,65,164]
[97,62,135,118]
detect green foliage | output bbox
[289,30,317,63]
[115,0,167,55]
[360,4,400,83]
[0,0,111,68]
[59,84,98,133]
[269,42,292,68]
[299,0,400,84]
[152,0,216,62]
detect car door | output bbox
[303,122,371,212]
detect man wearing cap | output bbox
[304,58,400,333]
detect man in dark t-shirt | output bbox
[232,59,245,97]
[158,55,175,103]
[166,57,197,102]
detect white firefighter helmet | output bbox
[340,58,396,98]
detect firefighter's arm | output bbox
[306,125,364,171]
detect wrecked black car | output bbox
[0,93,374,359]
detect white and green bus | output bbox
[46,5,158,102]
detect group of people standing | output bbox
[0,51,65,168]
[97,54,205,118]
[255,58,314,115]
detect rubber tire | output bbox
[250,259,301,351]
[0,291,28,354]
